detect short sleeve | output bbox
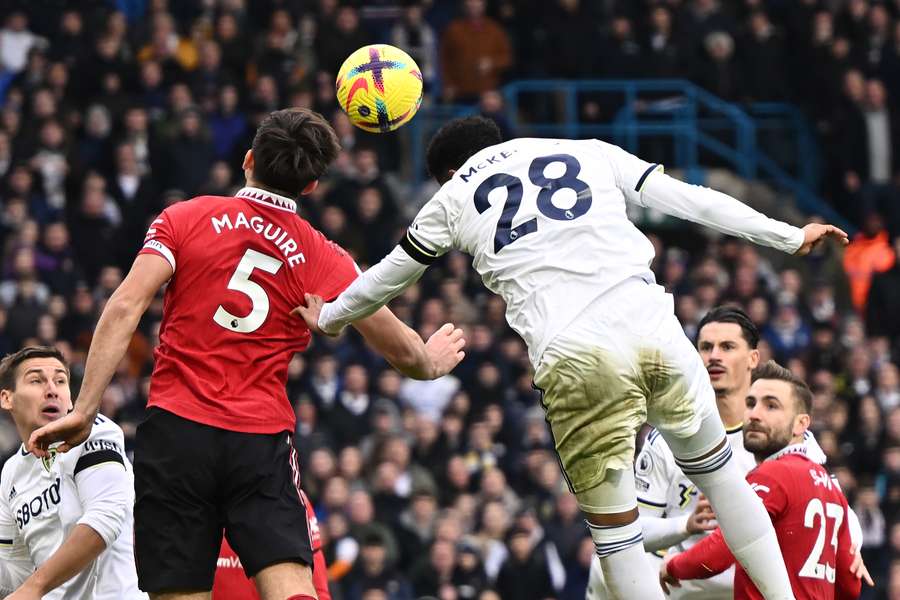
[72,416,126,479]
[306,234,360,302]
[746,464,788,519]
[139,206,180,271]
[635,431,673,515]
[400,192,454,265]
[596,140,664,205]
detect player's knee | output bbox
[575,468,638,516]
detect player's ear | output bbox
[242,149,254,173]
[793,412,811,437]
[749,349,760,369]
[300,180,319,196]
[0,388,13,412]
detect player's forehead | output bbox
[698,321,747,346]
[17,357,68,378]
[748,378,791,403]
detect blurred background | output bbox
[0,0,898,598]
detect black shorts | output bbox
[133,407,312,593]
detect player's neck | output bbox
[715,388,746,431]
[243,178,296,200]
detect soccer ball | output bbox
[336,44,423,133]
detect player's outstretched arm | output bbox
[637,171,848,254]
[28,254,172,456]
[354,309,465,380]
[296,297,465,380]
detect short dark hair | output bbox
[0,346,68,391]
[426,116,502,184]
[696,305,760,349]
[250,108,341,198]
[751,360,812,414]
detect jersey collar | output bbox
[235,186,297,213]
[765,442,807,462]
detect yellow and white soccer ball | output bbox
[336,44,423,133]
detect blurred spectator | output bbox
[440,0,512,103]
[843,212,896,311]
[391,3,438,91]
[493,526,556,600]
[0,11,42,74]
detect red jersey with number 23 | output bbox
[668,449,861,600]
[138,187,358,434]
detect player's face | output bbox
[743,379,798,457]
[697,322,759,394]
[0,358,72,437]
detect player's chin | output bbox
[743,431,767,448]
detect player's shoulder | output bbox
[85,414,126,444]
[67,414,127,471]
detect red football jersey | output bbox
[668,449,861,600]
[139,187,358,433]
[213,489,330,600]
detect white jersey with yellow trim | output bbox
[0,415,146,599]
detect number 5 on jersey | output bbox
[213,249,282,333]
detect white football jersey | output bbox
[406,138,802,366]
[0,415,146,599]
[632,426,828,599]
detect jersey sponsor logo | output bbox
[458,149,518,183]
[15,477,61,529]
[210,211,306,267]
[217,554,243,569]
[81,439,122,455]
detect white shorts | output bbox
[533,277,720,494]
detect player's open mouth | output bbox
[41,405,62,417]
[707,366,726,377]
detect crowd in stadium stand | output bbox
[0,0,899,598]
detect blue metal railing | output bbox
[406,79,851,232]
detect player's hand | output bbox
[849,544,875,587]
[685,496,717,534]
[794,223,849,256]
[425,323,466,379]
[28,409,93,457]
[659,554,682,595]
[291,294,334,336]
[5,585,42,600]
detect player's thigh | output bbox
[222,430,313,579]
[134,408,223,594]
[645,315,725,459]
[253,562,315,600]
[534,348,646,497]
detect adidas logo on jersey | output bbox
[8,486,16,501]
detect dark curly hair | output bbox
[426,116,503,184]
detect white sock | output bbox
[676,443,795,600]
[588,520,665,600]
